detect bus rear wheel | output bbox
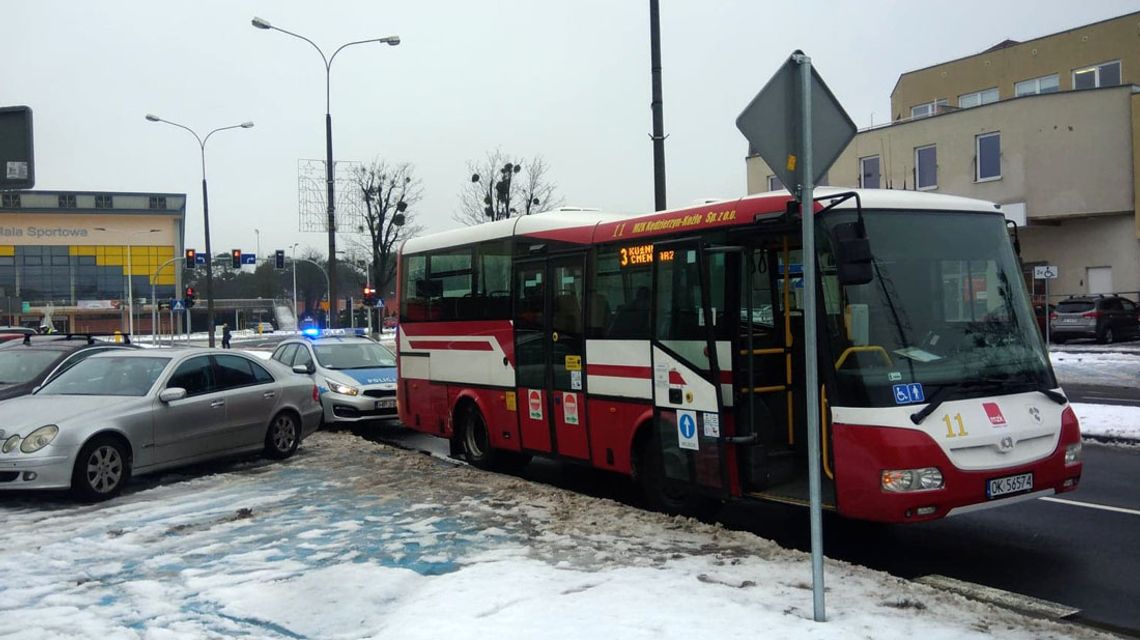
[457,405,529,473]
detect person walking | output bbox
[221,323,232,349]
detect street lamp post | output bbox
[146,114,253,347]
[294,257,331,328]
[95,227,160,337]
[252,16,399,329]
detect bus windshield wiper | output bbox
[909,378,1066,425]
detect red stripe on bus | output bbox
[407,340,494,351]
[586,364,652,379]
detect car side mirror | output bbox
[292,364,314,375]
[830,221,873,286]
[159,387,187,403]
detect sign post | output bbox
[1034,265,1058,348]
[0,106,34,191]
[736,50,856,623]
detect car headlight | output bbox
[2,435,21,454]
[882,467,944,492]
[19,425,59,453]
[325,378,360,396]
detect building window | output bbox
[910,99,948,119]
[1,193,20,208]
[1014,74,1059,97]
[95,194,114,209]
[1073,61,1121,90]
[148,196,167,209]
[976,132,1001,182]
[859,156,880,189]
[58,194,77,208]
[767,175,784,191]
[957,88,999,109]
[915,145,937,190]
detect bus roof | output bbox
[401,188,1002,254]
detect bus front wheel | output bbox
[456,404,529,473]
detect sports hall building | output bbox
[0,190,186,333]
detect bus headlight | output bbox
[882,467,943,492]
[1064,442,1082,466]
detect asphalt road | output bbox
[355,422,1140,637]
[1063,382,1140,407]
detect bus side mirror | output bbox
[831,222,873,286]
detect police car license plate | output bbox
[986,472,1033,499]
[375,398,396,410]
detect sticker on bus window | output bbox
[703,412,720,437]
[570,370,582,390]
[892,383,925,405]
[565,355,582,371]
[677,410,699,451]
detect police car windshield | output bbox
[313,342,395,370]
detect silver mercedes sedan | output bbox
[0,348,323,501]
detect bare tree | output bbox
[455,150,563,225]
[352,159,424,296]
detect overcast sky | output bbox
[6,0,1138,258]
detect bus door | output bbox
[648,239,732,497]
[514,253,591,460]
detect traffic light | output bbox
[184,286,196,308]
[185,248,196,269]
[362,287,376,306]
[274,249,286,270]
[231,249,242,269]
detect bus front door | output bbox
[514,254,590,460]
[648,240,731,497]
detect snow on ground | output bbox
[1070,403,1140,442]
[1050,349,1140,441]
[0,432,1112,640]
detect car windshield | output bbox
[0,349,61,385]
[37,356,170,396]
[819,210,1055,408]
[313,342,396,369]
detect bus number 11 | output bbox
[942,413,968,438]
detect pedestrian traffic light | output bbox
[185,248,196,269]
[274,249,286,270]
[231,249,242,269]
[184,286,196,308]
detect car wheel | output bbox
[264,411,300,460]
[71,436,131,502]
[457,405,528,472]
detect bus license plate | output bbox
[986,472,1033,499]
[375,398,396,410]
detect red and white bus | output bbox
[395,188,1082,523]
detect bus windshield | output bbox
[819,210,1054,408]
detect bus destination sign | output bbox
[619,244,676,268]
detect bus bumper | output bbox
[830,418,1083,523]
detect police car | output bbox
[269,329,398,424]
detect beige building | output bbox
[746,11,1140,302]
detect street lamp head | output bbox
[251,16,272,29]
[240,121,255,128]
[382,36,401,46]
[145,114,161,122]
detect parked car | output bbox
[251,322,275,334]
[0,349,323,500]
[0,334,137,402]
[269,333,397,424]
[1049,295,1140,344]
[0,326,36,335]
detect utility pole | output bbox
[649,0,667,211]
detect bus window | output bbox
[589,247,651,339]
[655,247,709,370]
[400,254,428,320]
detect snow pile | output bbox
[1071,403,1140,442]
[0,432,1112,639]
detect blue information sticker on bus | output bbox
[892,383,925,405]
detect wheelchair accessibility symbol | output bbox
[892,383,925,405]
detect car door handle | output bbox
[263,392,276,399]
[211,400,225,408]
